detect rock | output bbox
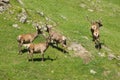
[17,8,27,23]
[17,0,24,6]
[75,51,91,64]
[0,5,4,12]
[102,45,112,52]
[118,72,120,76]
[68,42,92,64]
[0,0,10,13]
[108,53,116,60]
[37,11,44,17]
[26,20,32,24]
[12,24,20,29]
[116,56,120,60]
[60,15,68,20]
[45,17,49,21]
[9,10,14,14]
[32,22,42,29]
[80,3,86,8]
[67,47,72,51]
[19,14,27,23]
[103,70,111,76]
[98,52,105,57]
[1,0,9,4]
[88,9,94,12]
[90,69,97,74]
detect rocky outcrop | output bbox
[0,0,10,13]
[17,8,27,23]
[68,42,92,64]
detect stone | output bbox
[17,8,28,23]
[12,24,20,29]
[19,14,27,23]
[1,0,9,4]
[90,69,97,74]
[0,6,4,12]
[68,42,92,64]
[108,53,116,60]
[17,0,24,5]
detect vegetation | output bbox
[0,0,120,80]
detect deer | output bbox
[86,16,103,41]
[27,36,51,62]
[45,24,67,53]
[92,29,99,41]
[90,21,103,37]
[17,26,43,54]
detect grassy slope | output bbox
[0,0,120,80]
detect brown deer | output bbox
[91,21,102,38]
[86,16,103,41]
[27,36,51,61]
[45,24,67,53]
[17,26,43,54]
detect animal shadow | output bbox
[95,42,104,50]
[29,56,57,62]
[50,43,69,54]
[21,49,28,53]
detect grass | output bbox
[0,0,120,80]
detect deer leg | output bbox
[31,53,33,62]
[29,53,33,62]
[27,52,30,61]
[29,50,33,62]
[18,43,22,54]
[27,50,31,61]
[41,52,44,62]
[93,35,96,41]
[56,43,59,47]
[30,51,34,62]
[61,41,66,53]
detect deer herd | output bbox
[17,23,67,61]
[86,16,103,50]
[17,17,103,62]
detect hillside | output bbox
[0,0,120,80]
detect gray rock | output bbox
[108,53,116,60]
[19,14,27,23]
[18,8,28,23]
[1,0,9,3]
[0,0,10,13]
[0,5,5,12]
[60,15,68,20]
[12,24,20,29]
[68,42,92,64]
[90,69,97,74]
[37,11,44,17]
[17,0,24,6]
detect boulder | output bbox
[0,0,10,13]
[1,0,10,4]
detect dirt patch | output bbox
[68,42,92,64]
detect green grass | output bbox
[0,0,120,80]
